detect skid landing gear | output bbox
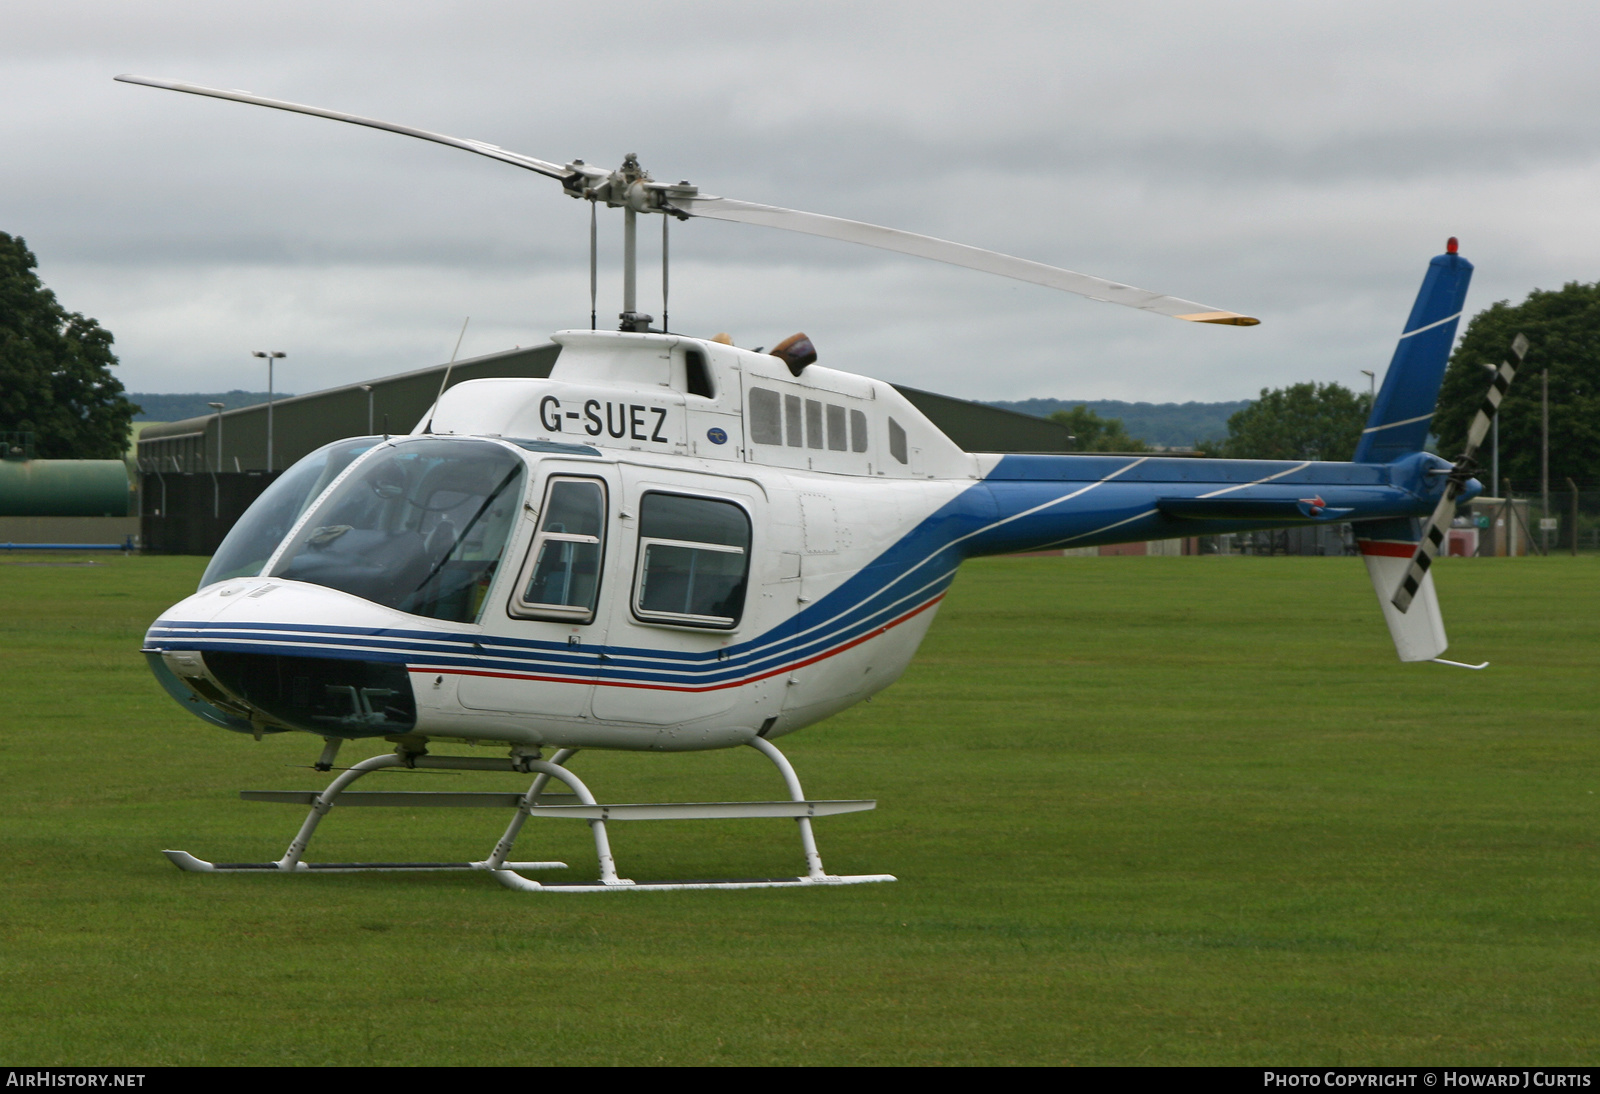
[163,738,895,892]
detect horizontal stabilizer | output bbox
[1158,496,1353,522]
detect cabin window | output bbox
[632,492,750,629]
[784,394,803,447]
[825,404,848,451]
[511,476,608,623]
[888,417,908,464]
[748,386,866,458]
[805,400,824,449]
[685,348,715,398]
[748,388,782,445]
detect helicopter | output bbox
[123,75,1519,893]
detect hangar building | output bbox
[136,341,1079,554]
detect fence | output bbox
[1475,481,1600,556]
[140,470,281,556]
[1199,480,1600,558]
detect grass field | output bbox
[1,552,1596,1066]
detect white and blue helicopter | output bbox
[124,76,1521,893]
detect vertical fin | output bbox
[1353,244,1474,464]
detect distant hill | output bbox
[129,391,296,423]
[986,398,1250,448]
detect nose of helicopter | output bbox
[144,578,441,738]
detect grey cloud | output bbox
[5,0,1598,403]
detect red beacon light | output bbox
[1446,237,1459,254]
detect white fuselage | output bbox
[150,331,985,752]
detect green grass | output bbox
[1,552,1597,1065]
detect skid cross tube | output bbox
[278,751,400,869]
[483,751,626,886]
[485,747,582,872]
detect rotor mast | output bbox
[573,152,695,333]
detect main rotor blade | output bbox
[118,75,1256,325]
[673,195,1259,325]
[115,74,593,185]
[1391,332,1529,613]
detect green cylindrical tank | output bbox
[0,460,133,517]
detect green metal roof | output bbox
[138,344,559,473]
[892,384,1074,454]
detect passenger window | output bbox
[850,409,869,453]
[805,400,824,450]
[633,493,750,628]
[511,477,607,623]
[748,388,782,444]
[785,394,803,447]
[826,404,848,451]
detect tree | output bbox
[1207,382,1371,461]
[1434,281,1600,488]
[1047,405,1148,452]
[0,232,137,459]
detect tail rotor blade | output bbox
[1463,332,1527,456]
[1391,488,1458,613]
[1391,332,1528,613]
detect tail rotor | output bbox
[1391,333,1528,613]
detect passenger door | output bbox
[590,465,764,726]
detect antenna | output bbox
[662,212,670,334]
[434,316,470,408]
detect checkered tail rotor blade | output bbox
[1391,333,1527,612]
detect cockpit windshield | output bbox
[200,436,381,589]
[269,438,527,623]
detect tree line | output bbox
[1,233,136,459]
[1049,280,1600,480]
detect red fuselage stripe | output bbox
[1358,540,1416,558]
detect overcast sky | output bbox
[5,1,1598,404]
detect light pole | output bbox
[207,402,226,472]
[208,401,225,519]
[1542,367,1550,553]
[361,385,374,435]
[1360,369,1375,400]
[253,351,286,471]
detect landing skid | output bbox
[163,738,895,892]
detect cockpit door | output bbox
[457,461,617,721]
